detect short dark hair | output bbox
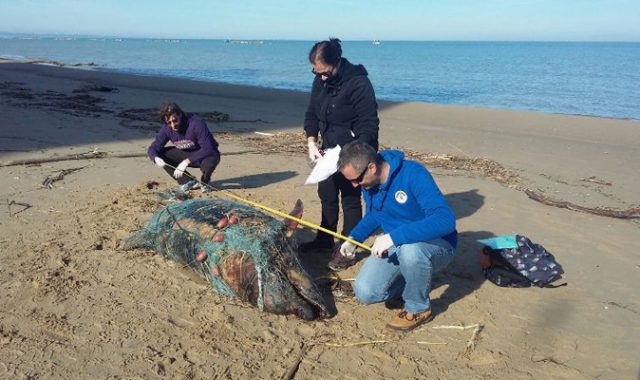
[338,140,379,172]
[158,102,184,121]
[308,38,342,66]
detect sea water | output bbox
[1,38,639,120]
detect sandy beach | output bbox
[0,61,638,379]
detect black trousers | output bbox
[158,146,221,185]
[316,171,362,242]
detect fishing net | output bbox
[125,197,329,319]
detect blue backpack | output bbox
[480,235,566,288]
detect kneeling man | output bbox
[337,140,458,331]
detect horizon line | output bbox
[1,32,639,44]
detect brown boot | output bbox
[386,309,433,331]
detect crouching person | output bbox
[148,102,221,192]
[336,140,458,331]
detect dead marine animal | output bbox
[124,198,333,320]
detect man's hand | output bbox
[371,234,394,258]
[339,239,357,258]
[307,141,323,163]
[173,159,190,179]
[154,156,166,168]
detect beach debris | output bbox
[117,108,229,130]
[3,199,32,216]
[282,343,310,380]
[124,198,333,320]
[0,81,112,117]
[431,323,484,358]
[463,324,483,357]
[224,131,522,187]
[0,149,146,167]
[72,84,119,93]
[42,166,87,189]
[525,189,640,219]
[580,176,612,186]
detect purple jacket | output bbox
[147,114,219,165]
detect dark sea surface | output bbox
[2,38,639,119]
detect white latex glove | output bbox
[154,156,166,168]
[339,239,357,258]
[307,141,323,163]
[371,234,394,258]
[173,159,190,179]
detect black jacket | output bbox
[304,58,379,151]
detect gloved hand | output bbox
[173,159,190,179]
[307,141,323,163]
[339,239,357,258]
[154,156,166,168]
[371,233,394,258]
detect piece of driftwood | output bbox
[580,176,612,186]
[0,149,260,168]
[525,189,640,219]
[463,324,483,357]
[42,166,87,189]
[281,343,310,380]
[0,151,147,167]
[4,200,32,216]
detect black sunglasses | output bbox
[346,164,369,184]
[311,68,333,77]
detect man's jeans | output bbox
[354,239,455,314]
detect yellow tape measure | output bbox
[164,163,371,251]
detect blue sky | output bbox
[1,0,639,41]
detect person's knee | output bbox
[201,155,220,171]
[397,243,431,268]
[354,281,383,304]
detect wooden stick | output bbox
[319,340,393,348]
[42,166,87,189]
[281,343,310,380]
[463,324,483,357]
[431,324,479,330]
[0,150,147,167]
[4,200,32,216]
[525,189,640,219]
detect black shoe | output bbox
[327,245,357,271]
[298,238,334,253]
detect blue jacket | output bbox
[349,150,458,248]
[148,114,219,165]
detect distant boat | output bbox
[225,39,264,45]
[372,40,381,45]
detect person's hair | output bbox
[158,102,184,121]
[338,140,380,171]
[308,38,342,66]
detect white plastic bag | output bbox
[305,145,341,185]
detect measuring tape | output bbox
[164,163,371,252]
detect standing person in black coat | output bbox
[301,38,380,271]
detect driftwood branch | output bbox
[0,150,147,167]
[3,200,32,216]
[281,343,310,380]
[525,189,640,219]
[0,149,268,168]
[463,324,483,357]
[42,166,87,189]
